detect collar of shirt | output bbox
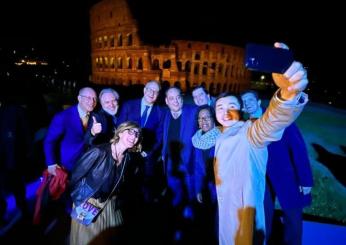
[77,104,89,118]
[171,110,182,119]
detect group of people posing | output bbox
[40,42,313,245]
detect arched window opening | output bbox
[137,58,143,70]
[152,59,160,70]
[117,34,122,46]
[127,33,133,46]
[185,61,191,72]
[163,60,171,69]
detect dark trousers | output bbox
[264,182,303,245]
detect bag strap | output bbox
[93,153,128,210]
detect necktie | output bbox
[140,105,150,127]
[81,114,89,129]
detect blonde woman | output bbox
[69,121,144,244]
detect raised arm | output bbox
[248,43,309,147]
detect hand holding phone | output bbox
[244,43,294,74]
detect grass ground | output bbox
[292,102,346,224]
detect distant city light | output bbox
[14,59,48,66]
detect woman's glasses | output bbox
[127,128,140,138]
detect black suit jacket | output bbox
[85,108,118,146]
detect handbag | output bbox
[71,156,127,226]
[71,197,103,226]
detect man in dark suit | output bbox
[85,88,120,146]
[44,87,97,174]
[162,87,198,242]
[241,90,314,245]
[118,80,165,201]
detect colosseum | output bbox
[90,0,251,93]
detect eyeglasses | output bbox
[80,95,97,102]
[198,116,212,122]
[145,87,159,95]
[127,128,140,138]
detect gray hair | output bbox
[145,80,161,90]
[99,88,120,101]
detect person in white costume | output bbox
[214,42,309,245]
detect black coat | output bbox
[85,109,118,146]
[70,143,144,207]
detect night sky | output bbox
[0,0,344,84]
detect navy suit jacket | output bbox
[193,146,217,203]
[162,105,198,201]
[118,99,165,160]
[44,105,92,172]
[267,123,314,209]
[162,105,198,173]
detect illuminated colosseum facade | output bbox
[90,0,251,93]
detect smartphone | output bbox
[244,43,294,74]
